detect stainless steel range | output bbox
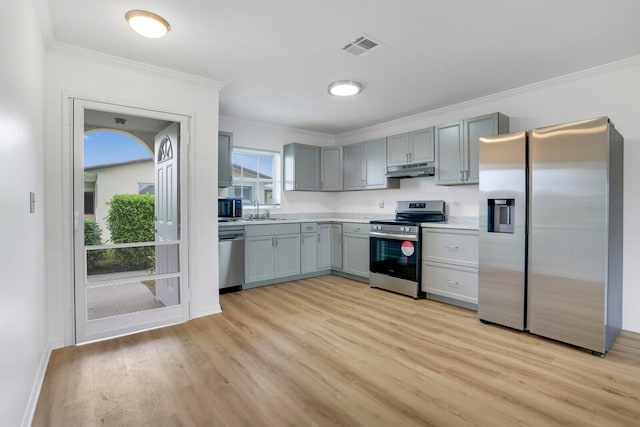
[370,200,446,298]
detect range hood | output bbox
[386,162,435,178]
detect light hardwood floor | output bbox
[33,276,640,426]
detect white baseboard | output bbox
[191,303,222,319]
[21,341,53,427]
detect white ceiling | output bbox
[44,0,640,134]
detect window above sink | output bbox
[218,147,281,209]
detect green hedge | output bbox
[106,194,155,270]
[84,218,103,269]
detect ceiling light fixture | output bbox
[328,80,362,97]
[125,10,170,39]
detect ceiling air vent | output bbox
[342,35,380,56]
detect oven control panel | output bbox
[370,222,419,237]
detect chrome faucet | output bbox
[254,199,260,218]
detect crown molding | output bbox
[337,54,640,140]
[220,114,336,140]
[48,41,226,91]
[31,0,54,48]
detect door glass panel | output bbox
[86,244,179,282]
[87,277,181,320]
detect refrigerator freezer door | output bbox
[478,131,527,330]
[528,118,608,353]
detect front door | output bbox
[154,123,180,307]
[73,99,189,344]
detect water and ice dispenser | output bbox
[487,199,515,234]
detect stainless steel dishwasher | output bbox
[218,225,245,292]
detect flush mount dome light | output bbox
[328,80,362,97]
[125,10,170,38]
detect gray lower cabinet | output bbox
[301,223,318,274]
[331,223,343,269]
[435,112,509,185]
[421,228,479,308]
[245,235,276,282]
[218,131,233,188]
[283,143,321,191]
[342,223,370,278]
[343,138,399,190]
[245,224,301,283]
[274,233,302,277]
[318,223,331,270]
[321,147,343,191]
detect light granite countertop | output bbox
[421,216,479,230]
[219,214,479,229]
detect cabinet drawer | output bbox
[301,222,318,233]
[342,223,368,235]
[422,262,478,304]
[422,229,478,267]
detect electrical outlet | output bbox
[379,200,384,208]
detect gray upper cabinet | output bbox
[218,131,233,188]
[387,127,434,167]
[343,143,364,190]
[387,133,410,167]
[321,146,343,191]
[435,113,509,185]
[363,137,388,188]
[283,143,321,191]
[464,113,508,183]
[410,128,435,164]
[343,138,399,190]
[435,122,464,184]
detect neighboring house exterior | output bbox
[227,163,274,204]
[85,158,154,242]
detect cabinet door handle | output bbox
[447,280,459,285]
[465,170,469,181]
[408,152,412,163]
[460,170,464,181]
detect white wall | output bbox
[334,57,640,333]
[219,115,337,213]
[93,160,154,242]
[0,2,48,426]
[45,46,224,347]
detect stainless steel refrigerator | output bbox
[478,117,623,354]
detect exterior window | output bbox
[226,148,280,206]
[84,191,95,215]
[138,183,155,196]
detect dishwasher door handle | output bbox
[219,236,245,242]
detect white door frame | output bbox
[72,98,190,344]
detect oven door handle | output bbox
[370,232,418,241]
